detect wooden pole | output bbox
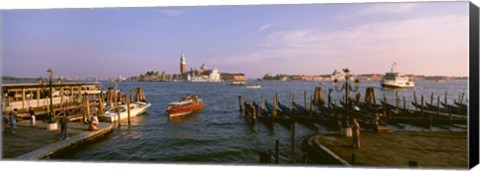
[403,96,407,116]
[445,91,451,124]
[421,95,424,117]
[371,88,376,104]
[115,92,120,128]
[252,105,257,121]
[430,93,434,106]
[239,96,243,112]
[60,85,64,110]
[413,91,418,111]
[130,89,133,102]
[304,90,307,109]
[395,92,399,108]
[127,98,131,126]
[272,94,277,117]
[291,112,296,164]
[328,89,332,110]
[302,152,308,164]
[310,96,313,113]
[275,139,280,163]
[318,87,324,105]
[364,88,371,106]
[437,96,440,115]
[86,96,91,119]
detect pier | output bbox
[3,120,113,159]
[303,131,467,168]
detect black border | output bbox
[469,2,479,169]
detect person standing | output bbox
[9,109,17,133]
[89,113,99,131]
[29,107,36,127]
[59,114,68,140]
[351,116,361,149]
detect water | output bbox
[56,80,468,163]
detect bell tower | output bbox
[180,51,186,78]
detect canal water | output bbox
[55,80,468,163]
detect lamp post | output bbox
[47,68,55,123]
[333,68,360,113]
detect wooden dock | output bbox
[303,131,468,169]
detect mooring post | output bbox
[291,111,296,164]
[430,93,434,106]
[318,87,324,105]
[252,104,257,121]
[413,91,418,111]
[351,153,356,165]
[115,92,120,128]
[309,95,313,114]
[409,160,418,167]
[445,91,452,125]
[302,152,308,164]
[395,92,399,108]
[403,96,407,116]
[239,96,243,112]
[421,95,424,117]
[272,94,277,118]
[259,151,271,163]
[383,94,387,106]
[328,89,332,110]
[304,90,307,109]
[130,89,133,102]
[127,99,131,126]
[275,139,280,163]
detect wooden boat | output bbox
[264,100,291,128]
[245,84,261,89]
[99,101,152,122]
[292,102,317,129]
[166,95,204,117]
[227,81,247,86]
[252,101,274,125]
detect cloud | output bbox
[337,3,419,20]
[215,15,468,78]
[158,9,186,17]
[257,23,273,31]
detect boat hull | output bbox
[380,83,414,89]
[167,102,205,117]
[98,102,152,122]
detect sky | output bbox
[1,1,470,79]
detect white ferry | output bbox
[380,63,414,89]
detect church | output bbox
[180,51,221,82]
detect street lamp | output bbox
[47,68,55,123]
[333,68,360,112]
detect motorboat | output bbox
[245,84,261,89]
[167,95,205,117]
[98,101,152,122]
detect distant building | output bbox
[331,69,346,81]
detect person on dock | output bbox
[9,109,18,133]
[89,113,99,131]
[29,107,36,127]
[351,116,361,149]
[59,114,68,140]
